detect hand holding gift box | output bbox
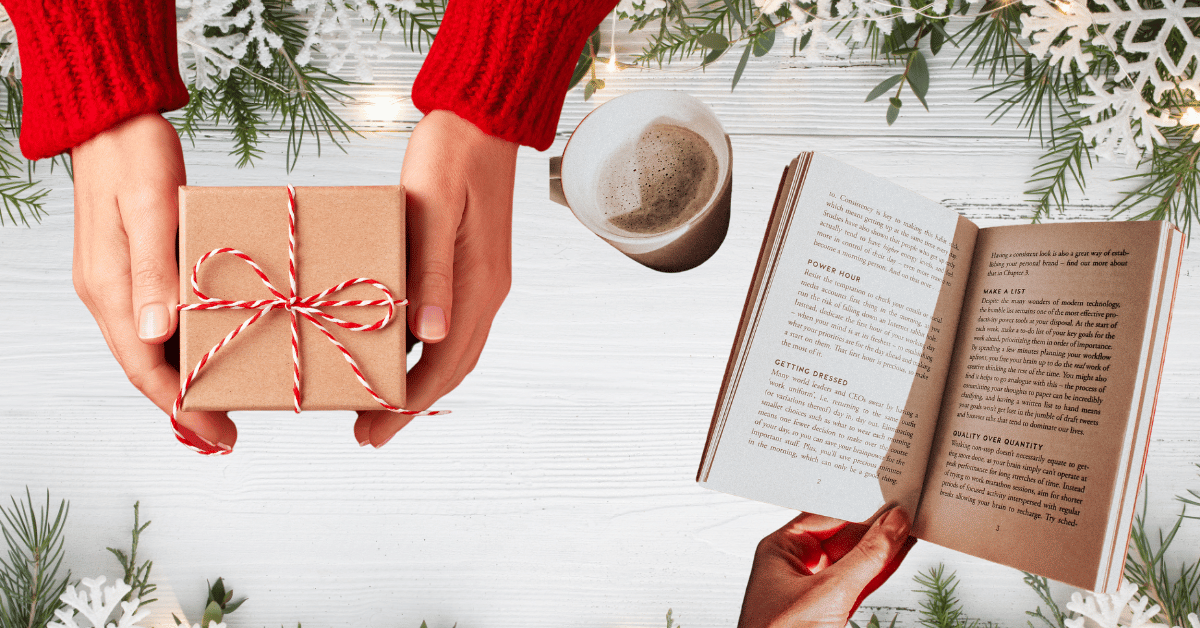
[176,185,441,455]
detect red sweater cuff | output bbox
[5,0,189,160]
[412,0,618,151]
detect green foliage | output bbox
[368,0,446,54]
[0,489,70,628]
[1024,573,1069,628]
[1123,474,1200,627]
[174,0,357,171]
[666,607,681,628]
[851,612,898,628]
[913,565,995,628]
[106,501,157,611]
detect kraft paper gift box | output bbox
[178,186,405,411]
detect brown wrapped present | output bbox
[178,185,405,412]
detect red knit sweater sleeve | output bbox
[412,0,620,151]
[3,0,189,160]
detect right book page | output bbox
[913,221,1174,591]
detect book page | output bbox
[700,153,977,522]
[914,222,1166,590]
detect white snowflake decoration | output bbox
[45,575,227,628]
[1064,582,1200,628]
[1022,0,1200,161]
[45,576,150,628]
[1021,0,1094,71]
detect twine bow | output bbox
[173,185,441,455]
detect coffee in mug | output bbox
[550,90,731,273]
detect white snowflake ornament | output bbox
[1021,0,1094,71]
[45,576,150,628]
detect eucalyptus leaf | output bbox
[908,51,930,110]
[699,32,729,49]
[753,28,775,57]
[887,103,900,125]
[568,56,593,90]
[731,43,753,91]
[889,96,903,108]
[866,75,904,102]
[703,45,727,66]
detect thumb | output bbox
[125,183,182,345]
[825,508,914,606]
[404,182,458,344]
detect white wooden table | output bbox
[2,28,1198,628]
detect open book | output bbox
[698,153,1183,593]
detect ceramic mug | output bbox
[550,90,732,273]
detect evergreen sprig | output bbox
[106,502,157,612]
[0,489,70,628]
[913,565,996,628]
[174,0,357,171]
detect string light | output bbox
[608,11,620,71]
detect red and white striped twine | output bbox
[172,185,444,454]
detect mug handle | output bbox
[549,155,567,207]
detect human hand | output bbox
[354,110,518,447]
[738,508,917,628]
[71,113,237,454]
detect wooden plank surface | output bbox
[1,34,1197,628]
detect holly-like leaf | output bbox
[753,28,776,57]
[866,75,904,102]
[732,43,753,91]
[201,600,223,628]
[908,51,930,110]
[209,578,226,607]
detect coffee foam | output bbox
[598,124,720,236]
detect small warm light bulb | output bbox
[607,56,619,72]
[1051,0,1073,14]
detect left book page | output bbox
[699,153,978,522]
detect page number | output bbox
[995,525,1000,532]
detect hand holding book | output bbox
[739,508,917,628]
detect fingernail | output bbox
[416,305,447,342]
[881,508,911,542]
[372,431,397,449]
[138,303,169,340]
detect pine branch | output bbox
[1022,573,1068,628]
[914,565,973,628]
[106,502,157,612]
[0,489,70,628]
[0,72,49,227]
[1124,479,1200,627]
[368,0,445,53]
[1113,133,1200,239]
[1025,116,1092,222]
[213,73,266,167]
